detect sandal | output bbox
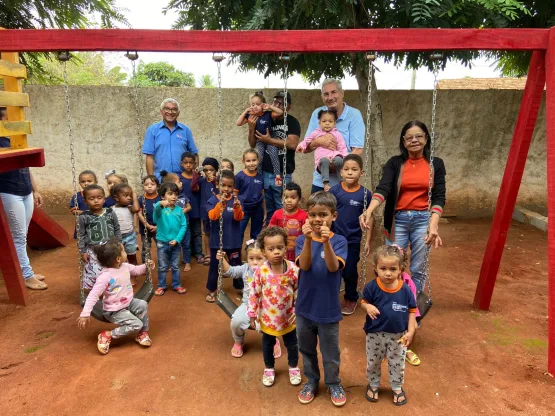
[365,385,379,402]
[173,287,187,294]
[97,331,112,355]
[273,338,282,359]
[406,349,421,366]
[196,256,205,264]
[205,292,216,303]
[33,274,46,281]
[24,277,48,290]
[231,342,244,358]
[154,288,166,296]
[392,388,407,406]
[135,331,152,347]
[203,256,211,266]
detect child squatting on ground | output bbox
[295,191,349,407]
[362,245,418,406]
[248,227,301,387]
[77,239,155,355]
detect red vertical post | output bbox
[0,198,28,306]
[473,51,546,310]
[545,28,555,377]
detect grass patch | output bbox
[522,338,548,350]
[37,331,56,340]
[24,345,45,354]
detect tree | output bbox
[198,74,215,88]
[27,52,127,85]
[130,61,195,87]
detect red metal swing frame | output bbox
[0,27,553,374]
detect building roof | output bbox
[437,77,527,90]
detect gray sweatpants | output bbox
[366,332,406,390]
[230,303,250,344]
[103,298,149,339]
[318,156,344,184]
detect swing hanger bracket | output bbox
[124,51,139,61]
[366,52,376,61]
[212,53,225,63]
[56,51,71,62]
[279,53,290,62]
[430,52,443,61]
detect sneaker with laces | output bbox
[341,299,357,316]
[329,384,347,407]
[262,368,275,387]
[97,331,111,355]
[298,382,317,404]
[135,331,152,347]
[289,367,302,385]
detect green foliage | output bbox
[198,74,215,88]
[130,61,195,87]
[27,52,127,85]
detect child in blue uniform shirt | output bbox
[234,148,266,246]
[195,157,219,266]
[362,245,417,407]
[138,175,161,263]
[69,170,98,238]
[205,170,244,303]
[295,191,348,408]
[329,154,371,316]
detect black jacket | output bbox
[373,155,446,239]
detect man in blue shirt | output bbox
[303,79,365,193]
[142,98,199,179]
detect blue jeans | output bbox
[0,192,34,280]
[181,225,191,264]
[240,206,264,245]
[156,241,181,290]
[387,210,429,293]
[263,172,292,225]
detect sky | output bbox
[107,0,502,90]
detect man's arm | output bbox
[255,129,299,150]
[247,115,258,148]
[145,155,154,176]
[351,147,363,155]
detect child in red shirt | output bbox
[268,182,308,262]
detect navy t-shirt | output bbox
[179,173,200,219]
[0,137,33,196]
[138,194,161,234]
[234,170,264,211]
[206,195,243,249]
[199,177,217,221]
[104,196,116,208]
[362,279,417,334]
[295,233,348,323]
[329,183,370,245]
[247,111,273,136]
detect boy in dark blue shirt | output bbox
[295,191,348,408]
[69,170,98,238]
[138,175,161,263]
[329,154,371,316]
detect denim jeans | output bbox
[156,241,181,290]
[188,218,204,259]
[387,210,429,293]
[296,315,341,387]
[239,206,264,245]
[181,225,191,264]
[263,172,292,225]
[0,192,34,280]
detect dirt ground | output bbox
[0,216,554,416]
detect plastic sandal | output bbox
[173,287,187,294]
[135,332,152,347]
[203,257,211,266]
[97,331,111,355]
[273,338,282,359]
[262,368,275,387]
[406,349,421,366]
[154,288,166,296]
[231,343,244,358]
[205,292,216,303]
[289,367,302,385]
[393,389,407,406]
[365,385,379,402]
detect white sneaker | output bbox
[289,367,302,385]
[262,368,275,387]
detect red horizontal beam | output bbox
[0,29,548,53]
[0,148,45,172]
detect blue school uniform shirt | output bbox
[362,279,417,334]
[295,233,348,323]
[104,196,116,208]
[206,195,243,249]
[329,182,370,245]
[247,111,273,136]
[305,104,365,188]
[0,137,33,196]
[69,192,89,238]
[138,194,161,233]
[234,169,264,212]
[179,173,200,219]
[199,177,217,220]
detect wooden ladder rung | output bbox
[0,59,27,79]
[0,90,30,107]
[0,120,32,136]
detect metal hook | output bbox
[430,53,443,60]
[56,51,71,62]
[212,53,225,63]
[279,53,290,62]
[366,53,376,61]
[124,51,139,61]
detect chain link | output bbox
[214,54,225,298]
[358,54,375,295]
[281,55,289,228]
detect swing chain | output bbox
[281,55,289,226]
[422,54,441,297]
[59,53,84,302]
[214,54,225,298]
[358,53,375,295]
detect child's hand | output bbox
[169,240,177,246]
[249,317,257,330]
[77,316,90,330]
[233,195,241,209]
[302,219,313,239]
[261,103,270,111]
[216,250,226,261]
[365,303,380,320]
[363,240,371,257]
[145,260,155,269]
[320,221,331,242]
[295,144,304,154]
[81,253,89,263]
[398,331,415,347]
[206,172,215,182]
[146,224,156,232]
[160,200,170,207]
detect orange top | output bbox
[207,195,244,221]
[395,158,429,211]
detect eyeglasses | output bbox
[272,99,285,108]
[403,134,426,142]
[162,107,179,114]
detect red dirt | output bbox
[0,216,554,415]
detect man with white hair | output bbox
[303,79,365,193]
[143,98,199,178]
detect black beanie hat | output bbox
[202,157,219,172]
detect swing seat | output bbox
[215,290,238,319]
[81,279,155,323]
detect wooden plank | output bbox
[28,207,70,250]
[0,147,45,172]
[545,28,555,377]
[0,59,27,78]
[1,52,28,149]
[0,91,30,107]
[0,28,548,53]
[473,50,546,311]
[0,120,32,136]
[0,197,28,306]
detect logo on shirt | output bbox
[350,200,362,206]
[177,134,182,139]
[392,302,408,313]
[259,119,268,125]
[227,207,234,212]
[254,179,262,184]
[321,251,325,258]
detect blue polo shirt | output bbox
[142,121,198,177]
[305,104,365,188]
[295,233,348,323]
[234,169,264,212]
[0,137,33,196]
[138,193,161,234]
[362,279,417,334]
[179,173,200,219]
[206,195,243,249]
[199,177,217,220]
[329,182,370,245]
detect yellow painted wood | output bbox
[0,60,27,78]
[0,121,32,136]
[1,52,28,149]
[0,91,30,107]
